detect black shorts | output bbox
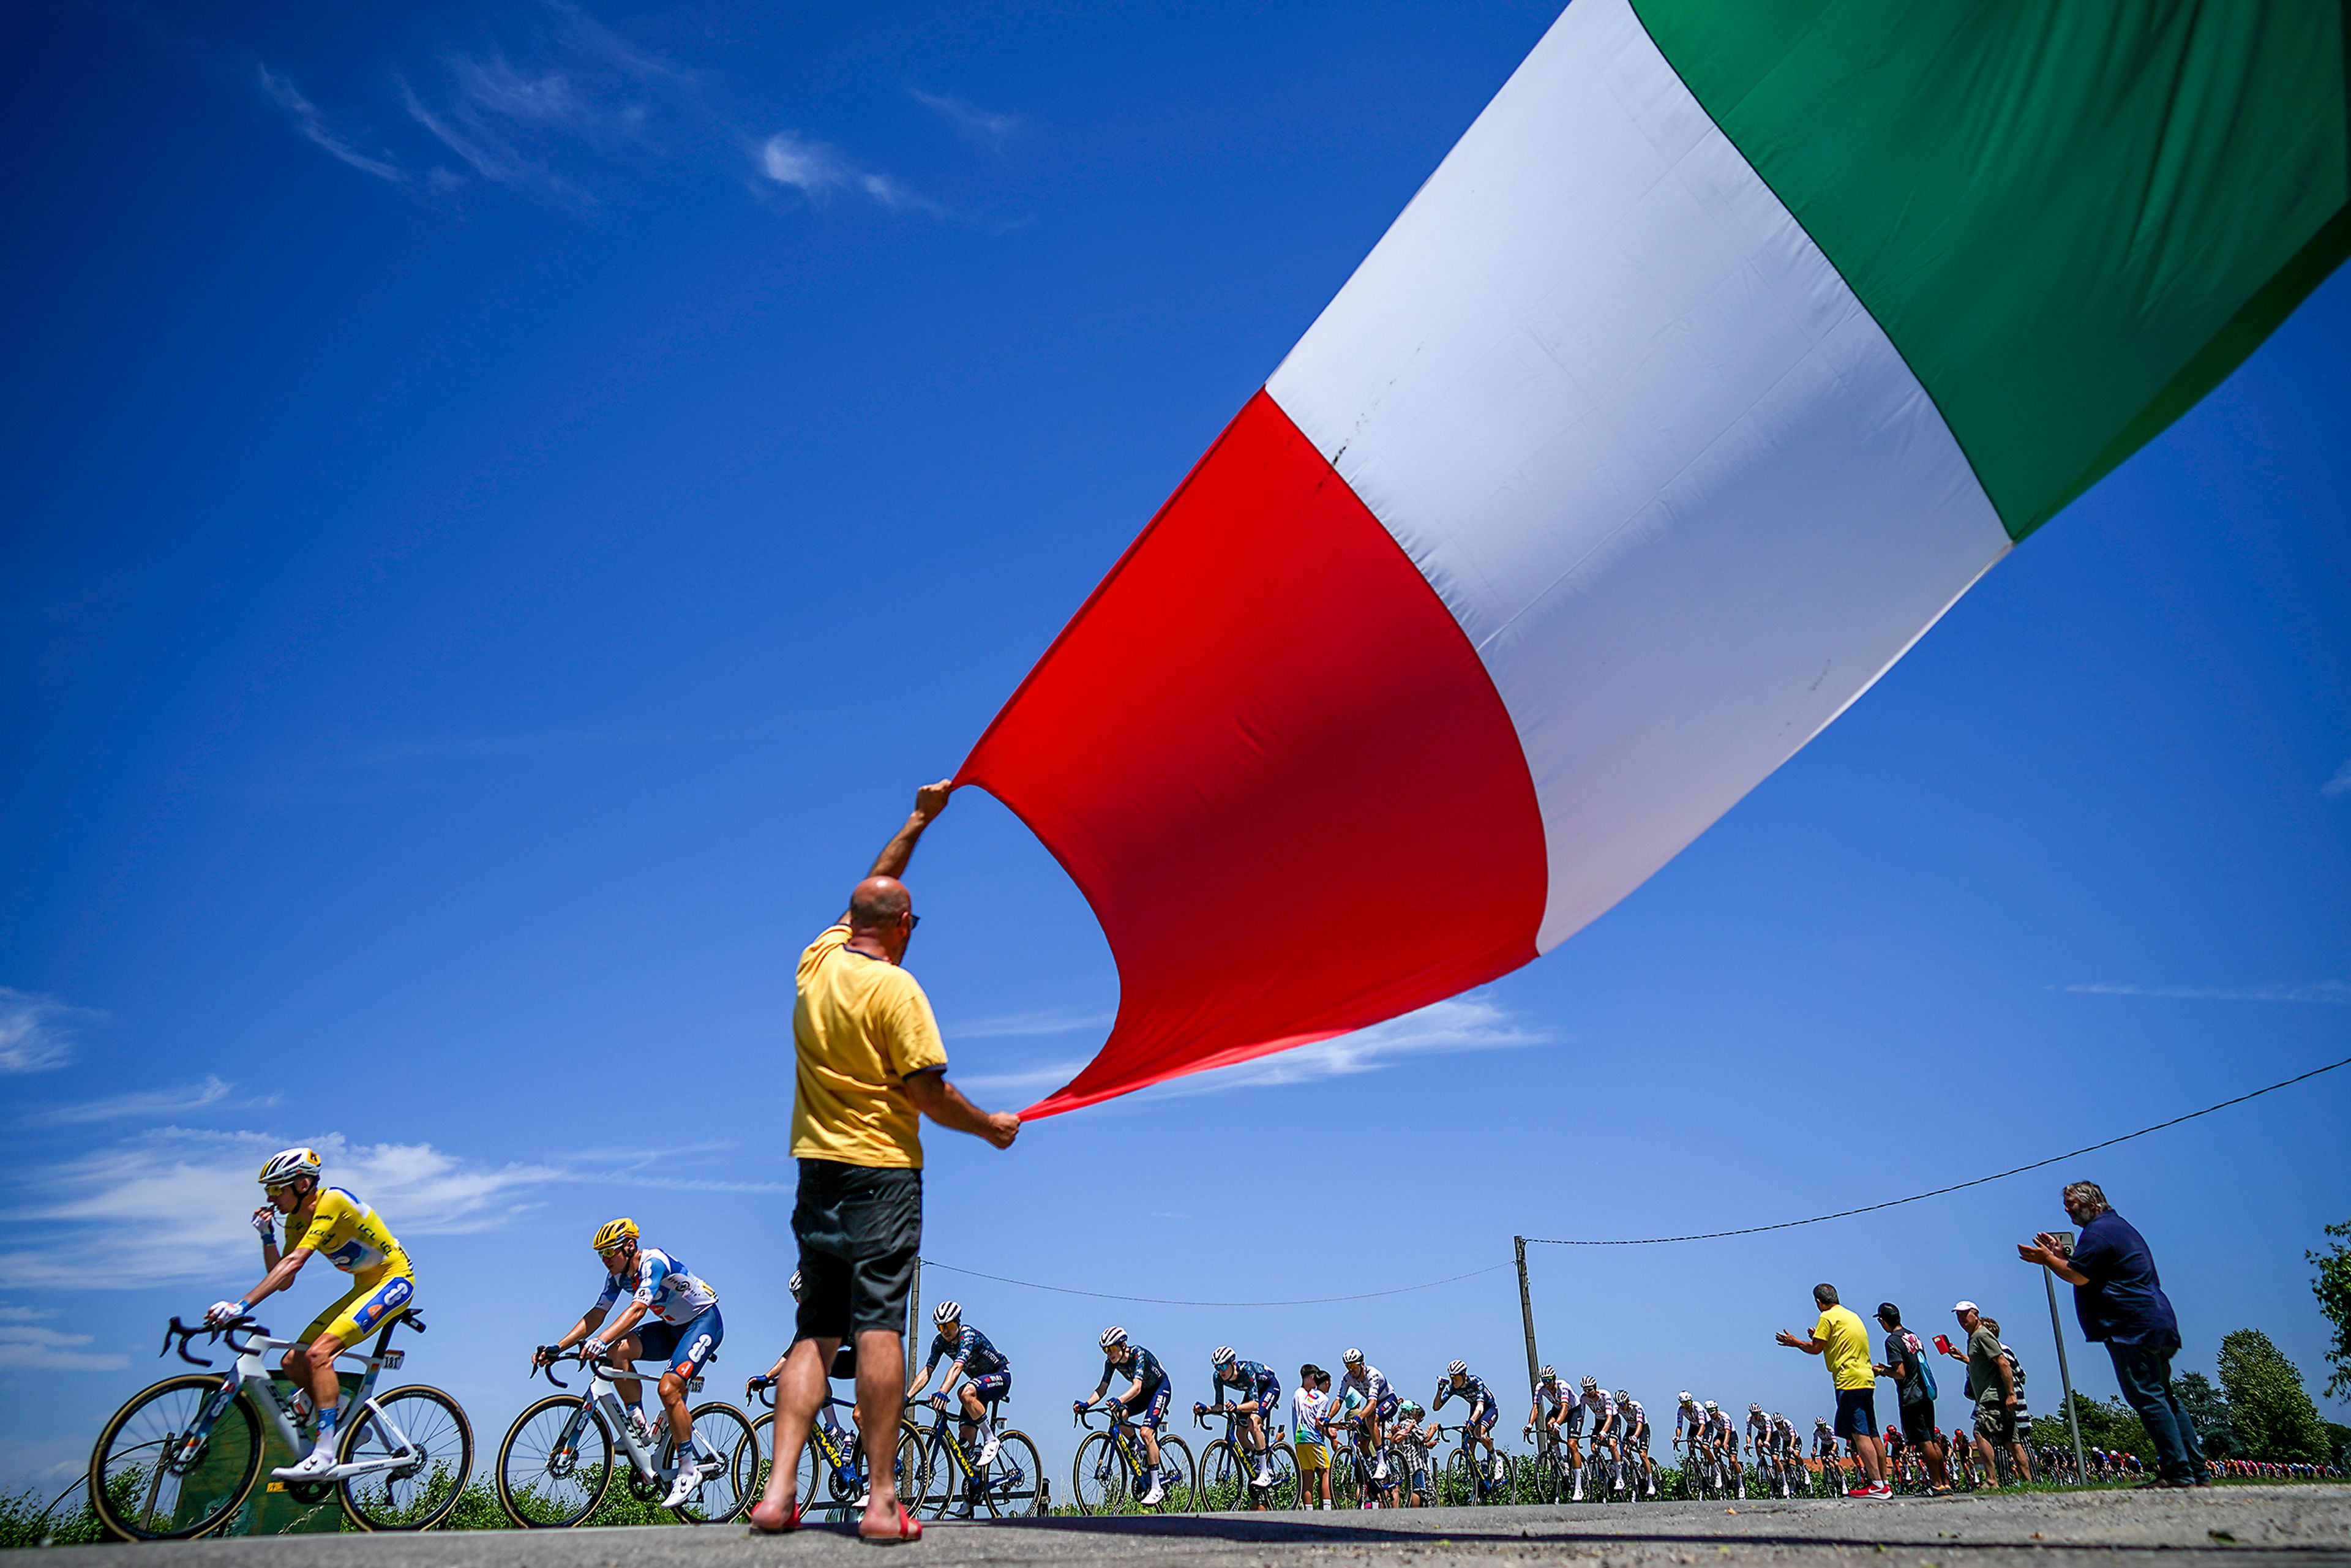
[793,1158,921,1340]
[1561,1405,1586,1436]
[1898,1398,1937,1446]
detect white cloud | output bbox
[949,1005,1112,1041]
[255,64,409,186]
[0,989,97,1073]
[2323,759,2351,798]
[757,132,943,216]
[909,88,1020,148]
[28,1075,273,1126]
[960,995,1548,1101]
[0,1324,127,1373]
[0,1128,562,1291]
[2064,980,2350,1006]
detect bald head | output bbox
[849,876,912,933]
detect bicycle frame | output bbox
[913,1395,990,1499]
[541,1353,705,1486]
[160,1315,422,1486]
[1078,1406,1156,1485]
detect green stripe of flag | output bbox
[1632,0,2351,541]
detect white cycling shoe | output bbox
[1371,1458,1390,1482]
[976,1434,1000,1466]
[662,1458,722,1510]
[273,1450,338,1482]
[1142,1477,1166,1506]
[1253,1465,1274,1488]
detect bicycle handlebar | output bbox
[532,1347,587,1389]
[162,1315,261,1367]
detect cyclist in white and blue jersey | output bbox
[1619,1392,1659,1496]
[1076,1327,1174,1506]
[1526,1365,1573,1460]
[540,1218,726,1510]
[1202,1347,1282,1494]
[1337,1349,1400,1484]
[910,1300,1012,1469]
[1577,1378,1618,1498]
[1435,1362,1505,1484]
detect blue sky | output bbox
[4,0,2348,1498]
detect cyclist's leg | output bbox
[298,1271,411,1459]
[656,1306,722,1455]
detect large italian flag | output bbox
[962,0,2351,1117]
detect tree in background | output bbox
[2311,1219,2351,1401]
[2215,1329,2329,1463]
[2172,1371,2238,1460]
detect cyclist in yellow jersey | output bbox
[206,1147,414,1480]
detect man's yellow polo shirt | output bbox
[791,923,948,1168]
[1814,1305,1875,1391]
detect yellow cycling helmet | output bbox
[591,1217,639,1252]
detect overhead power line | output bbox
[1525,1051,2350,1248]
[917,1050,2346,1304]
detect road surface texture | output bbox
[98,1487,2349,1568]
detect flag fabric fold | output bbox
[961,0,2351,1119]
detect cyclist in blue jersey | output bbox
[1076,1327,1173,1506]
[1434,1362,1505,1484]
[909,1300,1011,1469]
[1336,1349,1399,1484]
[1201,1346,1282,1495]
[539,1218,727,1510]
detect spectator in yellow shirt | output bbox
[750,779,1020,1543]
[1777,1282,1889,1498]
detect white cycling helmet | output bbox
[1343,1348,1364,1366]
[1581,1375,1599,1390]
[1210,1346,1237,1367]
[1704,1400,1719,1412]
[1678,1391,1693,1404]
[1616,1390,1630,1401]
[1540,1365,1556,1381]
[257,1147,321,1188]
[1815,1416,1831,1427]
[934,1300,962,1324]
[1447,1360,1468,1378]
[1099,1326,1128,1351]
[789,1270,804,1301]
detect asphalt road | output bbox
[94,1485,2349,1568]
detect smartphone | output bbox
[1933,1334,1954,1356]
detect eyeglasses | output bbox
[907,913,920,931]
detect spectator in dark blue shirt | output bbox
[2018,1182,2206,1487]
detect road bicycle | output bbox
[733,1376,921,1524]
[495,1348,752,1526]
[1523,1422,1567,1503]
[89,1313,469,1540]
[1441,1428,1515,1505]
[1193,1400,1297,1510]
[902,1390,1044,1518]
[1070,1404,1194,1513]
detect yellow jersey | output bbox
[791,923,949,1168]
[294,1187,411,1279]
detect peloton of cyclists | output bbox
[209,1148,418,1482]
[910,1299,1012,1473]
[1201,1346,1282,1496]
[1618,1391,1659,1498]
[536,1217,726,1510]
[1433,1362,1505,1486]
[1076,1327,1174,1506]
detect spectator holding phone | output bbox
[1872,1303,1949,1494]
[2017,1180,2207,1488]
[1943,1301,2030,1484]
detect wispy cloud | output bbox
[2064,980,2351,1006]
[2323,760,2351,799]
[757,132,944,216]
[0,1323,128,1373]
[255,64,410,187]
[0,989,99,1074]
[26,1075,277,1126]
[960,996,1550,1101]
[948,1005,1112,1041]
[909,87,1020,149]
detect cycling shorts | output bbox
[1243,1373,1282,1412]
[1592,1413,1620,1440]
[1466,1400,1497,1432]
[968,1370,1012,1403]
[1373,1391,1400,1420]
[1626,1422,1649,1449]
[1130,1381,1172,1429]
[302,1268,413,1347]
[636,1304,724,1379]
[1560,1404,1586,1436]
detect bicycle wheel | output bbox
[978,1428,1043,1517]
[1198,1440,1240,1512]
[497,1394,612,1528]
[664,1401,754,1523]
[1264,1441,1299,1509]
[1071,1431,1123,1514]
[89,1374,263,1542]
[338,1384,471,1531]
[1153,1434,1196,1510]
